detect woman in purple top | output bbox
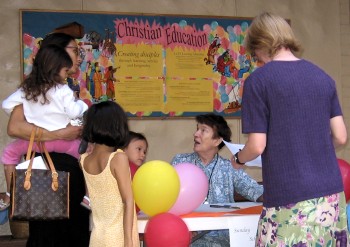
[232,12,349,246]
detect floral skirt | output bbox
[256,192,349,247]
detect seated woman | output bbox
[171,113,263,247]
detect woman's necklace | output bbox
[196,153,219,204]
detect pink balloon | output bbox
[169,163,208,215]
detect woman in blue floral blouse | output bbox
[171,113,263,247]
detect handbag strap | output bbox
[23,127,38,190]
[41,142,59,191]
[23,127,60,192]
[23,151,36,190]
[25,127,37,161]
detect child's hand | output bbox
[70,118,83,127]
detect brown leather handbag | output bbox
[10,127,70,221]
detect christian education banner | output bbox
[21,10,257,118]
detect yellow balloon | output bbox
[132,160,180,216]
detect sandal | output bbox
[0,192,10,211]
[80,195,91,211]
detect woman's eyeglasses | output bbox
[66,46,79,56]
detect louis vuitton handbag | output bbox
[10,127,70,220]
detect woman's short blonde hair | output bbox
[244,12,302,58]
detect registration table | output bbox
[138,202,262,247]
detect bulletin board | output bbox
[20,10,258,118]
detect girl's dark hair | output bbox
[196,113,232,150]
[40,32,75,49]
[82,101,129,148]
[127,131,148,148]
[19,44,72,104]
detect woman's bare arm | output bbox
[7,104,82,141]
[231,133,266,169]
[330,115,347,149]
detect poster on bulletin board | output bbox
[20,10,258,118]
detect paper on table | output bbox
[223,140,262,167]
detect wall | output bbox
[341,0,350,158]
[0,0,348,235]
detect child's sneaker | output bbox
[80,195,91,211]
[0,192,10,211]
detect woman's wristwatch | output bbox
[234,151,245,165]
